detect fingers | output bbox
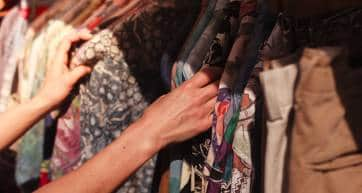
[66,66,92,86]
[74,28,93,40]
[63,29,93,50]
[196,97,217,133]
[200,80,219,100]
[205,96,217,115]
[184,67,222,88]
[204,115,213,130]
[58,29,93,67]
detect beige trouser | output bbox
[288,47,362,193]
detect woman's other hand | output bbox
[140,67,222,149]
[35,29,93,110]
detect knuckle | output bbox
[182,81,193,89]
[188,95,201,106]
[198,67,212,78]
[192,109,205,119]
[178,112,189,124]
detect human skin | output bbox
[0,29,222,193]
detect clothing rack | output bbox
[0,0,361,193]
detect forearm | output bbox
[0,28,94,150]
[35,119,162,193]
[33,66,219,193]
[0,96,52,150]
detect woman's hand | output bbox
[139,67,222,149]
[34,29,93,110]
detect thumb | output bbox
[66,66,92,86]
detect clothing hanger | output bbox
[96,0,150,31]
[29,0,71,33]
[79,0,137,31]
[104,0,146,22]
[80,0,111,29]
[46,0,76,20]
[82,0,122,30]
[60,0,94,24]
[70,0,105,27]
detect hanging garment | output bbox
[170,1,243,193]
[14,22,44,191]
[50,97,82,179]
[258,19,298,193]
[259,56,298,193]
[59,0,96,24]
[50,0,160,180]
[0,7,18,62]
[50,0,155,180]
[55,1,202,193]
[16,18,74,188]
[289,47,362,193]
[0,7,24,112]
[229,63,261,193]
[50,0,127,179]
[202,0,263,192]
[287,10,362,193]
[3,1,55,189]
[257,8,362,193]
[181,0,231,80]
[28,0,76,34]
[81,0,112,29]
[38,114,58,187]
[160,0,212,89]
[38,1,96,179]
[16,25,48,189]
[35,16,78,184]
[15,0,89,188]
[70,0,105,26]
[168,0,215,188]
[169,1,232,192]
[172,0,216,86]
[0,0,52,111]
[0,10,27,111]
[157,1,214,190]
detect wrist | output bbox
[30,94,56,115]
[132,116,166,155]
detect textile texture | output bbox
[262,8,362,193]
[289,47,362,193]
[203,1,259,192]
[173,1,244,193]
[69,1,201,193]
[259,57,298,193]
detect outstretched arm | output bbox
[35,66,221,193]
[0,29,93,150]
[0,28,221,193]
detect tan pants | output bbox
[288,47,362,193]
